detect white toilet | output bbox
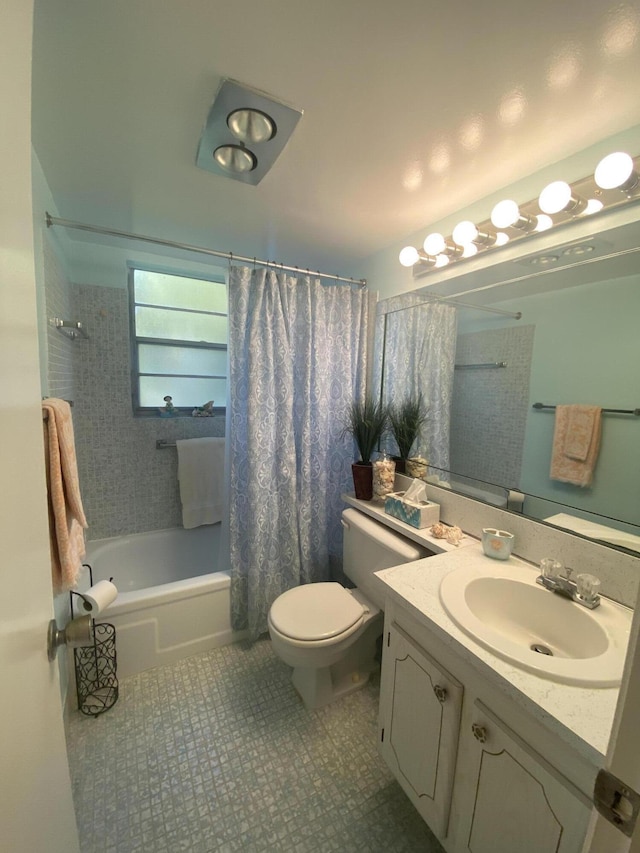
[268,508,429,709]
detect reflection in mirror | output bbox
[374,298,457,473]
[375,231,640,554]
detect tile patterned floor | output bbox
[66,639,445,852]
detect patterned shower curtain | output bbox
[373,298,458,471]
[227,266,369,639]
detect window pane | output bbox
[138,344,227,377]
[134,269,227,313]
[135,306,227,344]
[139,376,227,409]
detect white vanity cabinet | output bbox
[450,700,591,853]
[378,604,593,853]
[378,621,463,838]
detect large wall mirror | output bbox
[375,216,640,555]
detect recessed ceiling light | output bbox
[227,108,276,144]
[213,144,257,174]
[562,244,595,256]
[528,254,560,265]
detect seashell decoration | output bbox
[372,455,396,500]
[430,522,464,546]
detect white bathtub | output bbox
[84,525,245,678]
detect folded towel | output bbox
[564,405,601,461]
[42,398,88,592]
[177,437,225,528]
[549,404,602,487]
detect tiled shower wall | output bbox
[450,325,534,488]
[42,237,77,403]
[42,243,224,540]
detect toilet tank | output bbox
[341,508,431,609]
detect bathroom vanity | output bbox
[342,494,633,853]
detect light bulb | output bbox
[423,233,446,255]
[583,199,604,215]
[538,181,572,214]
[594,152,635,190]
[491,199,520,229]
[434,254,449,268]
[494,232,510,246]
[462,243,478,258]
[452,220,478,246]
[399,246,419,267]
[535,214,553,232]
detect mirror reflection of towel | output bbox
[550,405,602,487]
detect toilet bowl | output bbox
[268,509,429,709]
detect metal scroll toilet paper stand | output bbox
[70,564,119,717]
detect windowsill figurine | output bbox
[192,400,215,417]
[159,395,178,417]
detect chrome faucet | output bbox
[536,563,602,609]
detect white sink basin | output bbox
[439,565,632,686]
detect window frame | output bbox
[128,263,228,417]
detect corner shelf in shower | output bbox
[50,317,89,340]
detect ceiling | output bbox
[31,0,640,279]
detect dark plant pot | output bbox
[392,456,407,475]
[352,461,373,501]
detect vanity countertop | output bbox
[343,494,625,766]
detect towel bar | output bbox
[532,403,640,416]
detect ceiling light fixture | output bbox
[490,199,537,232]
[452,220,496,247]
[213,144,257,174]
[197,79,302,185]
[400,150,639,277]
[227,108,276,144]
[399,246,420,267]
[594,151,638,193]
[534,214,554,232]
[538,180,587,215]
[583,198,604,215]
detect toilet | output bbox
[268,508,429,709]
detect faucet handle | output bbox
[576,573,601,602]
[540,558,563,579]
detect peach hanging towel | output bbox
[42,398,88,591]
[549,404,602,487]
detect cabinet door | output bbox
[454,700,590,853]
[379,622,463,838]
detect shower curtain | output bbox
[227,266,369,639]
[374,298,458,471]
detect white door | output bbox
[0,3,80,851]
[583,596,640,852]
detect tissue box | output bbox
[384,492,440,529]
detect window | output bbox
[129,266,227,414]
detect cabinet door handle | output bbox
[433,684,448,703]
[472,723,488,743]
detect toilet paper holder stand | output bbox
[47,564,119,717]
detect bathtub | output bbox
[84,525,245,678]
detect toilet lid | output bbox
[269,582,365,641]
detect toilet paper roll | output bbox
[79,580,118,615]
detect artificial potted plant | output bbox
[388,392,428,475]
[343,396,388,500]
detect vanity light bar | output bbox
[399,152,640,275]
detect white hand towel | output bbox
[176,437,225,528]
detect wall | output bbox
[70,281,225,539]
[37,228,226,540]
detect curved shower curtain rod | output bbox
[45,213,367,288]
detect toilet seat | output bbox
[269,582,365,642]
